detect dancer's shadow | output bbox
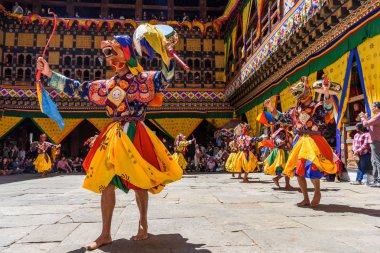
[241,179,274,184]
[272,187,340,192]
[0,173,66,185]
[68,233,211,253]
[312,204,380,217]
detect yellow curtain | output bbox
[0,116,24,139]
[33,118,84,144]
[242,0,254,45]
[216,0,239,22]
[308,71,317,87]
[206,118,232,129]
[245,104,262,136]
[280,84,297,112]
[357,34,380,108]
[323,52,349,129]
[323,52,349,103]
[150,118,203,139]
[87,118,112,132]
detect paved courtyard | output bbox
[0,173,379,253]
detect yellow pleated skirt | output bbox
[283,135,336,178]
[82,121,183,194]
[264,148,288,176]
[233,151,259,173]
[225,152,237,172]
[33,153,51,173]
[172,152,188,170]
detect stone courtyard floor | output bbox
[0,173,379,253]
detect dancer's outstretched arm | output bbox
[37,57,107,105]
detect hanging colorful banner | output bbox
[215,0,240,23]
[255,0,264,38]
[241,0,254,53]
[225,0,329,98]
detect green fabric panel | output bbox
[238,14,380,115]
[110,176,130,194]
[266,148,278,166]
[126,122,136,141]
[109,122,136,194]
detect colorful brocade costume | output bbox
[272,100,337,178]
[225,140,238,172]
[48,59,183,194]
[263,128,292,176]
[31,141,56,173]
[232,133,261,174]
[172,138,194,170]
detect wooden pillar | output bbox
[199,0,207,20]
[168,0,174,20]
[101,0,109,18]
[66,0,74,17]
[135,0,143,20]
[268,1,272,33]
[279,0,284,19]
[32,0,41,14]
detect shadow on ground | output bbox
[67,234,210,253]
[313,204,380,217]
[0,173,74,184]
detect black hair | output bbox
[373,102,380,109]
[356,123,365,132]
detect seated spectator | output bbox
[186,157,196,172]
[24,7,31,16]
[12,2,23,14]
[2,144,10,158]
[1,158,12,175]
[41,8,46,16]
[75,12,80,18]
[19,147,26,161]
[194,144,202,171]
[23,158,36,174]
[182,12,189,22]
[10,144,19,159]
[10,157,24,174]
[72,157,83,172]
[207,156,217,172]
[57,157,72,173]
[159,11,166,21]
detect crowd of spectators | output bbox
[0,140,85,176]
[162,137,232,173]
[11,2,215,22]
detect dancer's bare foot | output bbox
[311,192,321,207]
[242,178,249,183]
[86,234,112,250]
[132,221,149,241]
[272,178,280,188]
[296,199,311,207]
